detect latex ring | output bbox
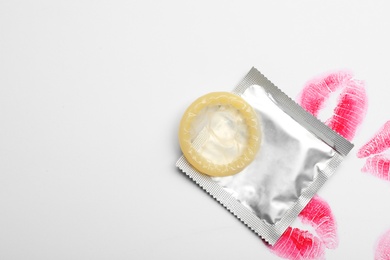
[179,92,260,177]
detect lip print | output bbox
[297,71,367,141]
[299,195,338,250]
[357,120,390,181]
[375,229,390,260]
[269,196,337,260]
[361,154,390,181]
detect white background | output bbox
[1,1,390,259]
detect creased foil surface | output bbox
[212,85,335,224]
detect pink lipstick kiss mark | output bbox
[269,196,337,260]
[299,196,338,250]
[297,71,368,141]
[357,120,390,181]
[361,154,390,181]
[375,229,390,260]
[270,227,325,260]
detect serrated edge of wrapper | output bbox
[176,67,353,246]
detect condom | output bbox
[178,92,261,177]
[176,68,353,245]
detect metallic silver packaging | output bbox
[176,68,353,245]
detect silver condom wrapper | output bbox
[176,67,353,245]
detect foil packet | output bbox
[176,67,353,245]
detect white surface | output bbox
[1,1,390,259]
